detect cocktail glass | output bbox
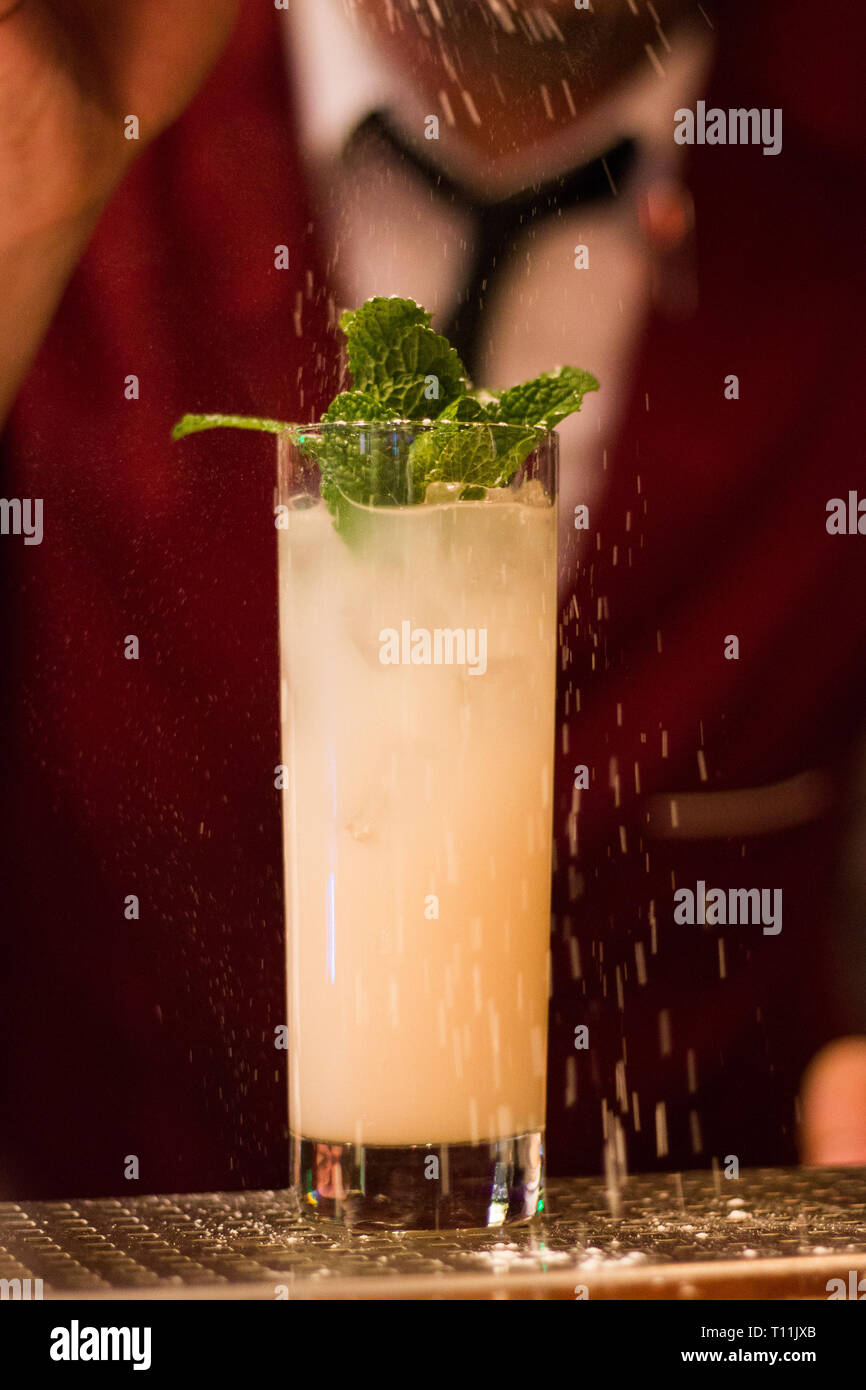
[277,421,558,1230]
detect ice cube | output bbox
[424,480,464,504]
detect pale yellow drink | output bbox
[278,488,556,1147]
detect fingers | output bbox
[800,1036,866,1165]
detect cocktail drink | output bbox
[277,423,557,1229]
[173,294,597,1228]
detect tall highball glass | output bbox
[277,421,558,1230]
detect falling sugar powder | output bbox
[655,1101,668,1157]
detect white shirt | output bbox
[282,2,711,537]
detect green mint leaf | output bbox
[319,476,370,545]
[435,394,491,422]
[321,389,387,422]
[408,420,514,493]
[407,392,545,497]
[340,296,467,408]
[171,412,289,440]
[376,373,446,418]
[491,427,546,481]
[404,367,597,497]
[304,419,424,541]
[312,390,422,532]
[493,365,599,431]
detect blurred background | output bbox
[1,0,865,1199]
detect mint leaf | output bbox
[320,389,385,422]
[494,365,599,430]
[171,412,289,440]
[376,373,446,418]
[403,368,597,498]
[306,421,424,541]
[404,394,507,494]
[405,417,528,494]
[340,297,467,407]
[313,388,422,533]
[435,394,491,422]
[322,374,449,421]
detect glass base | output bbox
[290,1131,544,1231]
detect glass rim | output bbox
[281,420,552,439]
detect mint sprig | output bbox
[172,296,598,536]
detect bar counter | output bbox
[3,1166,865,1301]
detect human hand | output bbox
[0,0,238,236]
